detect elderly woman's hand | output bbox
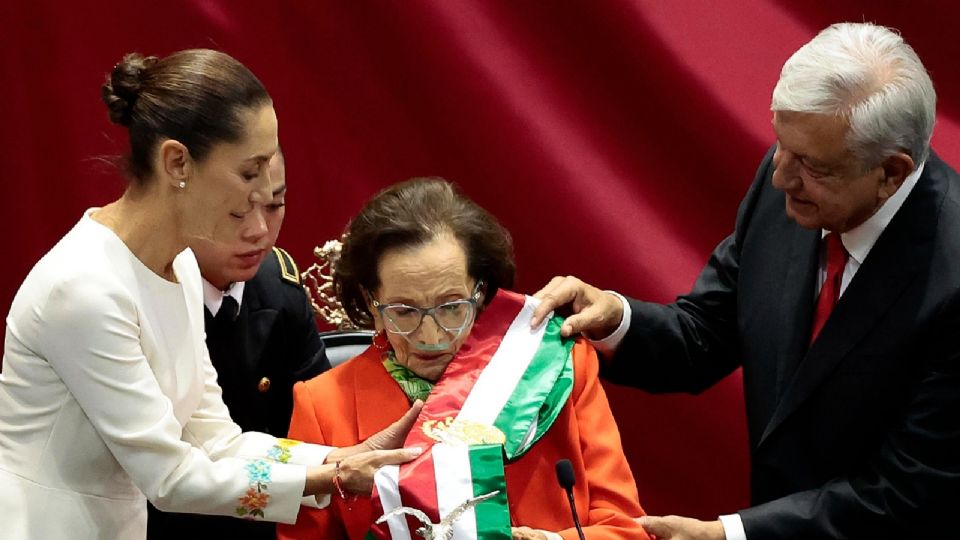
[511,526,548,540]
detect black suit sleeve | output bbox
[739,295,960,539]
[601,146,773,394]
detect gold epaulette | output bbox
[272,246,301,285]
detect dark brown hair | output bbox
[101,49,271,184]
[335,178,516,328]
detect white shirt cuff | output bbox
[537,530,563,540]
[719,513,746,540]
[588,291,631,356]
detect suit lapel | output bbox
[760,161,942,446]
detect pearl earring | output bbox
[178,181,186,189]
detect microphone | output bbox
[555,459,586,540]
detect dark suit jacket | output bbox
[604,147,960,539]
[147,247,330,539]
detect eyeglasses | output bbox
[370,281,484,336]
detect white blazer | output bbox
[0,211,330,539]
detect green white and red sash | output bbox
[368,289,575,540]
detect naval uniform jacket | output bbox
[204,247,330,438]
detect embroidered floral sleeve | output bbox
[236,459,273,518]
[236,439,308,518]
[267,438,302,464]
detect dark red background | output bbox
[3,0,959,520]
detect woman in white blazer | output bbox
[0,49,422,539]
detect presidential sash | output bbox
[368,289,575,540]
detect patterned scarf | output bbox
[382,352,434,403]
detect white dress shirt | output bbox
[202,278,246,316]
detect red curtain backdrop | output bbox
[3,0,959,520]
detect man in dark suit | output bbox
[532,22,960,539]
[147,150,329,538]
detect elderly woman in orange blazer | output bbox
[278,178,649,540]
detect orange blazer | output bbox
[279,339,649,540]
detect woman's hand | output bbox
[305,400,425,497]
[335,447,423,495]
[512,526,548,540]
[324,400,424,463]
[363,399,424,451]
[304,446,422,497]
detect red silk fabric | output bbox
[4,1,960,519]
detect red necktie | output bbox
[810,233,849,344]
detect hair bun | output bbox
[101,53,158,127]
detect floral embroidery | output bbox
[235,459,273,519]
[246,459,273,483]
[266,438,301,464]
[235,440,303,519]
[238,487,270,511]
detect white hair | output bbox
[771,22,936,168]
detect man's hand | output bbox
[637,516,725,540]
[511,526,548,540]
[531,276,623,339]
